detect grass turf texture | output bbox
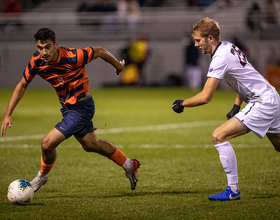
[0,87,280,219]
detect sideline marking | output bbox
[0,120,223,142]
[0,144,272,149]
[96,120,223,134]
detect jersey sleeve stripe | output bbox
[89,47,94,61]
[82,49,89,65]
[23,71,31,82]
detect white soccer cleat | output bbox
[30,172,48,192]
[125,159,140,190]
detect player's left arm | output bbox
[233,94,243,106]
[226,94,243,120]
[91,46,125,76]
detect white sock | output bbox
[37,171,47,177]
[122,158,132,172]
[37,171,43,177]
[215,141,239,193]
[229,182,239,193]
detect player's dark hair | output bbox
[34,28,56,43]
[191,17,221,41]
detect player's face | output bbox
[36,39,58,62]
[192,31,212,54]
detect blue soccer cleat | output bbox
[208,186,241,201]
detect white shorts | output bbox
[235,93,280,138]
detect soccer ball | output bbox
[7,179,34,205]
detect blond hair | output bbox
[191,17,221,41]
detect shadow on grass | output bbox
[250,194,280,199]
[26,203,45,206]
[46,189,200,199]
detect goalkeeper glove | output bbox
[172,100,184,113]
[226,104,240,120]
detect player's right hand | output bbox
[172,100,184,113]
[1,115,12,136]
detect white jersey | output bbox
[207,41,276,103]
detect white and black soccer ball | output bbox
[7,179,34,205]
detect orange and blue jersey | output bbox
[23,46,94,105]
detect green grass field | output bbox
[0,87,279,220]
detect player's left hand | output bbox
[172,100,184,113]
[226,104,240,120]
[116,60,125,76]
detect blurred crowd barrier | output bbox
[0,0,279,88]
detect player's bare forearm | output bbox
[92,47,124,75]
[182,77,220,107]
[1,77,28,136]
[182,92,211,107]
[234,94,243,106]
[5,77,28,116]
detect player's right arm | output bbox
[172,77,220,113]
[182,77,220,107]
[1,77,29,136]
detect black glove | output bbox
[172,100,184,113]
[226,104,241,120]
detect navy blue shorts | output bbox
[55,94,95,139]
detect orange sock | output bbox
[109,148,127,166]
[39,155,55,175]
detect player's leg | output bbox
[41,128,66,164]
[212,117,247,144]
[77,130,115,156]
[30,128,66,192]
[266,132,280,152]
[77,131,140,190]
[209,117,247,201]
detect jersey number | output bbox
[230,44,247,67]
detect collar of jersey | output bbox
[211,41,222,58]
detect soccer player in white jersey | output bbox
[172,17,280,201]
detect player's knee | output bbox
[212,130,223,145]
[41,137,53,154]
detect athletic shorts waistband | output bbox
[63,94,93,108]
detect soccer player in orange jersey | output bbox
[1,28,140,192]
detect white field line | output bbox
[0,144,272,149]
[0,120,273,149]
[0,134,45,142]
[96,120,223,134]
[0,121,223,142]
